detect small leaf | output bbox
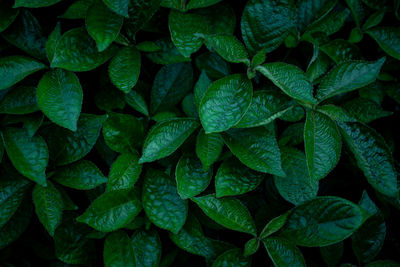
[109,47,141,93]
[259,212,290,240]
[33,181,63,236]
[77,189,142,232]
[142,169,188,234]
[263,237,306,267]
[192,194,257,236]
[125,90,149,116]
[103,231,135,267]
[107,152,142,192]
[37,69,83,131]
[195,129,224,171]
[139,118,200,163]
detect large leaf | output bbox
[77,189,142,232]
[51,28,117,71]
[199,74,253,133]
[103,231,135,267]
[192,194,257,236]
[221,127,285,176]
[304,110,342,181]
[37,69,83,131]
[131,230,162,267]
[142,169,188,234]
[0,56,46,90]
[139,118,199,163]
[278,197,369,247]
[263,237,306,267]
[109,47,141,93]
[366,27,400,60]
[241,0,295,54]
[107,152,142,192]
[2,127,48,185]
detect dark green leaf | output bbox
[264,237,306,267]
[212,248,251,267]
[0,86,38,114]
[107,152,142,192]
[103,231,135,267]
[109,47,141,93]
[131,230,162,267]
[195,129,224,171]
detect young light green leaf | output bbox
[176,154,213,199]
[77,189,142,232]
[195,129,224,171]
[103,231,135,267]
[192,194,257,236]
[103,0,129,17]
[51,28,117,71]
[33,181,63,236]
[274,147,319,205]
[52,160,107,190]
[142,169,188,234]
[255,63,317,104]
[14,0,63,7]
[304,110,342,181]
[0,56,46,90]
[338,122,398,198]
[139,118,200,163]
[0,86,38,114]
[37,69,83,131]
[215,158,264,198]
[366,27,400,60]
[199,74,253,133]
[263,237,306,267]
[316,58,385,101]
[107,152,142,192]
[241,0,295,54]
[212,248,251,267]
[131,230,162,267]
[204,35,249,65]
[109,47,141,93]
[278,196,369,247]
[222,127,285,176]
[2,127,48,185]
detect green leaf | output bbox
[296,0,338,33]
[194,70,212,109]
[204,35,249,65]
[60,0,93,19]
[304,110,342,181]
[0,56,46,91]
[192,194,257,236]
[215,158,264,198]
[320,39,360,63]
[303,9,350,37]
[51,28,117,71]
[186,0,223,10]
[306,47,332,82]
[212,248,251,267]
[221,127,285,176]
[103,231,135,267]
[345,0,365,27]
[339,122,398,198]
[255,63,317,104]
[139,118,199,163]
[107,152,142,192]
[14,0,63,7]
[259,212,290,240]
[146,38,191,65]
[37,69,83,131]
[131,230,162,267]
[2,127,48,185]
[0,86,38,114]
[343,97,393,123]
[366,28,400,60]
[320,242,344,267]
[125,0,161,37]
[151,62,193,113]
[109,47,141,93]
[125,90,149,116]
[244,238,260,257]
[274,147,319,205]
[0,174,30,228]
[199,74,252,133]
[33,181,63,236]
[86,1,123,52]
[45,113,107,165]
[52,160,107,190]
[195,129,224,171]
[263,237,306,267]
[0,0,19,33]
[169,10,207,57]
[241,0,295,54]
[316,104,357,122]
[176,154,213,199]
[278,196,369,247]
[316,58,385,101]
[235,90,293,128]
[77,189,142,232]
[46,22,62,63]
[142,169,188,234]
[103,0,129,17]
[102,112,144,153]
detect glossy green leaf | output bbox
[204,35,249,64]
[77,189,142,232]
[125,89,149,116]
[259,212,290,240]
[46,22,61,63]
[109,47,141,93]
[0,86,38,114]
[212,248,251,267]
[192,194,257,236]
[176,154,213,199]
[304,9,350,37]
[195,129,224,171]
[222,127,285,176]
[264,237,306,267]
[131,230,162,267]
[53,160,107,190]
[103,231,135,267]
[142,169,188,234]
[139,118,199,163]
[199,74,252,133]
[103,0,129,17]
[215,158,264,198]
[33,181,63,236]
[2,127,48,185]
[37,69,83,131]
[366,28,400,60]
[107,152,142,192]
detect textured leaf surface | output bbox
[107,152,142,192]
[195,129,224,171]
[109,47,141,93]
[131,230,162,267]
[366,27,400,60]
[103,0,129,17]
[264,237,306,267]
[0,86,38,114]
[204,35,249,64]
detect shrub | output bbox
[0,0,400,266]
